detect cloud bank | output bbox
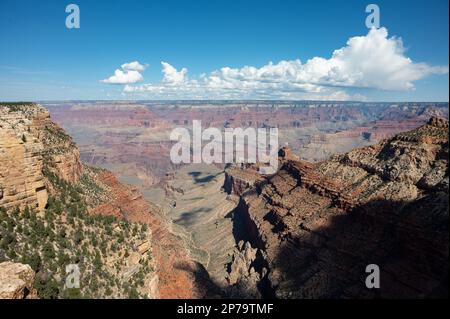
[103,28,448,99]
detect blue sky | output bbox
[0,0,448,101]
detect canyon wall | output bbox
[0,104,82,212]
[225,117,449,298]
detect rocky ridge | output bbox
[225,117,449,298]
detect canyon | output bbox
[1,101,448,298]
[44,101,448,202]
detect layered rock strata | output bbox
[226,117,449,298]
[0,104,82,212]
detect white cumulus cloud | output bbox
[101,61,147,84]
[120,28,449,99]
[121,61,148,72]
[101,69,143,84]
[161,62,188,84]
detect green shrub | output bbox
[34,276,60,299]
[21,253,42,272]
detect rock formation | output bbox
[0,105,48,212]
[226,117,449,298]
[225,241,265,298]
[0,104,82,212]
[0,262,38,299]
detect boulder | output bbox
[0,262,38,299]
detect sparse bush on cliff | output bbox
[0,104,157,299]
[0,201,154,298]
[0,167,155,299]
[34,275,60,299]
[21,253,42,272]
[0,102,35,113]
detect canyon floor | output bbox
[162,164,237,287]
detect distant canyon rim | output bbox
[45,100,448,197]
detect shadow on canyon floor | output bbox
[188,171,220,184]
[173,207,214,227]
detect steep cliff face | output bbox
[0,106,48,212]
[227,117,449,298]
[34,106,82,184]
[0,104,82,212]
